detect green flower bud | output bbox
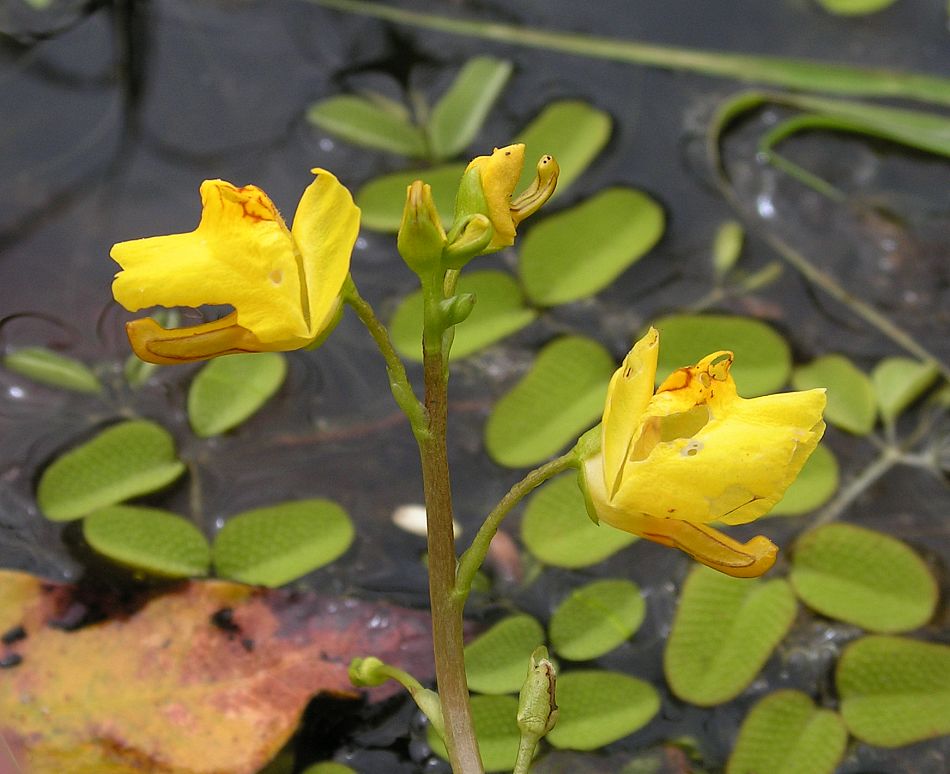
[442,214,493,269]
[517,646,559,740]
[438,292,476,328]
[348,656,388,687]
[397,180,447,276]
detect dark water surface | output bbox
[1,1,948,772]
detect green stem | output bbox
[811,445,900,527]
[342,276,429,440]
[512,735,538,774]
[456,451,577,604]
[311,0,950,107]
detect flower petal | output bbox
[112,180,308,343]
[291,169,361,339]
[125,313,280,365]
[466,144,525,250]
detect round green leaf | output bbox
[549,579,645,661]
[792,355,875,435]
[485,336,614,468]
[428,56,513,161]
[83,505,210,578]
[37,421,186,522]
[727,690,847,774]
[521,473,637,568]
[356,163,464,232]
[653,315,792,397]
[664,566,797,706]
[547,671,659,751]
[212,498,354,587]
[307,95,427,157]
[815,0,898,16]
[712,221,744,276]
[871,357,940,424]
[4,347,102,394]
[837,636,950,747]
[427,694,520,773]
[769,443,839,516]
[515,100,611,199]
[464,614,545,695]
[519,189,664,306]
[390,270,537,362]
[790,524,936,633]
[188,352,287,437]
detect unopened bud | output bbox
[443,214,492,269]
[397,181,447,276]
[348,656,388,687]
[438,293,476,328]
[517,646,558,739]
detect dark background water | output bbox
[1,1,948,772]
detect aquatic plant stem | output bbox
[312,0,950,107]
[512,736,538,774]
[811,445,900,527]
[456,451,577,603]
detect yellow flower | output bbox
[456,144,559,252]
[111,169,360,364]
[580,328,826,578]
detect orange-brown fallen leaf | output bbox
[0,570,433,774]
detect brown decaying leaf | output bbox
[0,570,433,774]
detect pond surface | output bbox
[1,1,948,772]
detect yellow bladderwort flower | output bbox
[453,143,559,253]
[111,169,360,364]
[579,328,826,578]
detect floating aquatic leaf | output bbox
[4,347,102,394]
[549,579,645,661]
[390,270,537,361]
[726,690,847,774]
[712,221,744,276]
[837,635,950,747]
[653,315,791,396]
[464,614,545,695]
[792,354,876,435]
[871,357,940,424]
[0,569,434,774]
[188,352,287,437]
[518,189,664,306]
[37,421,186,522]
[790,524,936,633]
[769,443,838,516]
[664,566,797,706]
[213,499,354,587]
[427,694,520,773]
[515,100,611,197]
[815,0,898,16]
[520,473,637,568]
[356,163,465,232]
[428,57,513,160]
[485,336,614,468]
[547,671,659,750]
[83,505,210,578]
[306,94,427,157]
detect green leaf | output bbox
[306,95,427,157]
[356,163,465,232]
[83,505,210,578]
[300,765,358,774]
[546,671,659,750]
[664,566,797,706]
[792,354,876,435]
[390,270,537,362]
[815,0,898,16]
[712,221,744,276]
[518,188,664,306]
[427,694,520,773]
[212,499,354,587]
[515,100,611,198]
[4,347,102,394]
[549,579,645,661]
[769,443,839,516]
[428,57,513,161]
[485,336,614,468]
[871,357,940,424]
[37,421,186,522]
[653,315,792,397]
[727,690,847,774]
[188,352,287,437]
[520,473,637,568]
[837,636,950,747]
[790,524,937,633]
[464,614,545,695]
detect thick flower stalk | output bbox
[112,170,360,364]
[579,328,826,578]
